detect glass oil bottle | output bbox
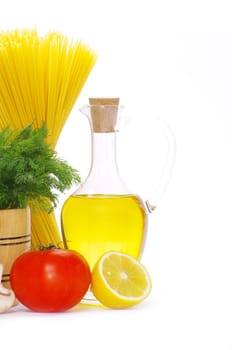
[61,98,148,271]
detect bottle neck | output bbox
[75,131,130,195]
[90,132,119,176]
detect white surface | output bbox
[1,1,232,349]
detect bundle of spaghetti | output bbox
[0,28,97,247]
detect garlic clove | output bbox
[0,289,15,313]
[0,264,16,313]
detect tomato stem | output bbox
[37,243,60,251]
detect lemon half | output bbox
[91,251,152,309]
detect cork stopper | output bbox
[89,98,120,132]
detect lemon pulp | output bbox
[91,251,152,309]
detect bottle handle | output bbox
[145,119,176,213]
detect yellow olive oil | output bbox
[61,194,148,270]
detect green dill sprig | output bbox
[0,122,80,212]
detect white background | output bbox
[1,1,232,349]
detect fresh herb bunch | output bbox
[0,123,80,211]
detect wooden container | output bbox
[0,207,31,287]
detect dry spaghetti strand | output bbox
[0,28,97,246]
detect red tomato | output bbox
[10,248,91,312]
